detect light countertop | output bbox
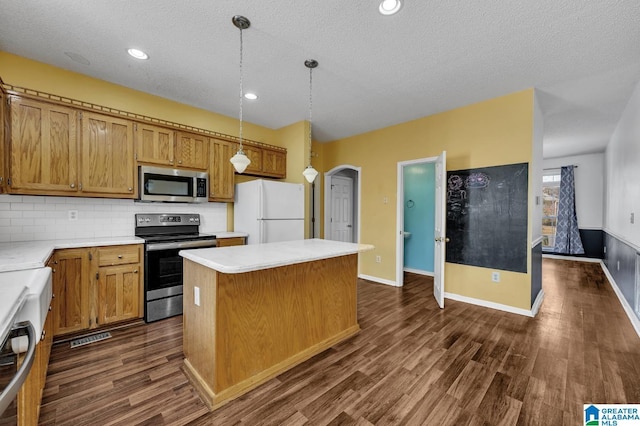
[180,238,374,274]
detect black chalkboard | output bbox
[446,163,528,273]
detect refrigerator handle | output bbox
[257,184,264,220]
[260,219,265,244]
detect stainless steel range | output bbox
[135,213,217,322]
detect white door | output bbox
[331,176,354,242]
[433,151,447,309]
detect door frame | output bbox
[396,156,439,287]
[324,165,361,243]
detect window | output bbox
[542,171,561,251]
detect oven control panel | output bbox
[135,213,200,227]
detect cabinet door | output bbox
[9,97,79,193]
[209,138,235,202]
[175,131,209,169]
[80,112,135,197]
[51,248,90,336]
[0,91,6,193]
[97,264,140,325]
[243,145,263,174]
[135,122,175,166]
[262,149,286,178]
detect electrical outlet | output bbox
[68,210,78,221]
[194,286,200,306]
[375,255,381,263]
[491,272,500,282]
[383,197,388,204]
[604,246,607,254]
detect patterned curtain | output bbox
[553,166,584,254]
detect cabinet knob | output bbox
[128,187,133,192]
[118,255,123,259]
[178,160,182,164]
[134,270,139,274]
[41,330,46,341]
[70,183,75,188]
[52,268,56,273]
[49,305,52,311]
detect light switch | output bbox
[194,286,200,306]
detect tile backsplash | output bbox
[0,194,227,242]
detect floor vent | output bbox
[69,332,112,349]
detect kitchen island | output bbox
[179,238,373,410]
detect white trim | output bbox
[599,260,640,338]
[532,236,543,247]
[542,254,601,263]
[403,268,434,277]
[396,155,439,288]
[530,289,545,317]
[323,165,362,244]
[444,292,536,317]
[603,228,640,252]
[359,274,399,287]
[579,227,604,231]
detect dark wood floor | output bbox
[39,259,640,425]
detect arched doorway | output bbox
[324,165,361,243]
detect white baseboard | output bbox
[358,274,399,287]
[542,254,601,263]
[444,292,537,317]
[599,261,640,338]
[531,289,545,317]
[403,268,434,277]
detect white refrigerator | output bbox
[234,179,305,245]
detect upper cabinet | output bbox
[134,123,175,166]
[80,112,135,197]
[2,82,287,201]
[8,96,79,194]
[175,131,209,170]
[209,138,235,202]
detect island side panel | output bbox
[183,259,217,403]
[214,254,359,395]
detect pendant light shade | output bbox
[303,59,319,183]
[303,165,319,183]
[230,15,251,174]
[230,149,251,174]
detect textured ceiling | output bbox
[0,0,639,159]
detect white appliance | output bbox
[234,180,305,244]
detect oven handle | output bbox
[146,239,218,251]
[0,321,36,416]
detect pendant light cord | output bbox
[308,65,313,165]
[239,26,244,151]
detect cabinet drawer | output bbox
[97,245,140,266]
[217,237,246,247]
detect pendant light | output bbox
[229,15,251,174]
[302,59,319,183]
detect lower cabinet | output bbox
[217,237,247,247]
[51,244,143,338]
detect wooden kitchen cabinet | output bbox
[262,148,287,178]
[50,248,91,336]
[217,236,246,247]
[8,96,79,194]
[135,122,175,166]
[242,144,263,174]
[80,111,135,197]
[209,138,235,202]
[0,89,7,193]
[175,131,209,169]
[96,244,142,325]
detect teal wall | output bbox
[403,163,435,272]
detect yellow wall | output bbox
[322,89,535,310]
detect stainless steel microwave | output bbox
[138,166,208,203]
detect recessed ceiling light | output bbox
[379,0,402,15]
[127,48,149,60]
[244,93,258,100]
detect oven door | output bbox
[0,322,36,420]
